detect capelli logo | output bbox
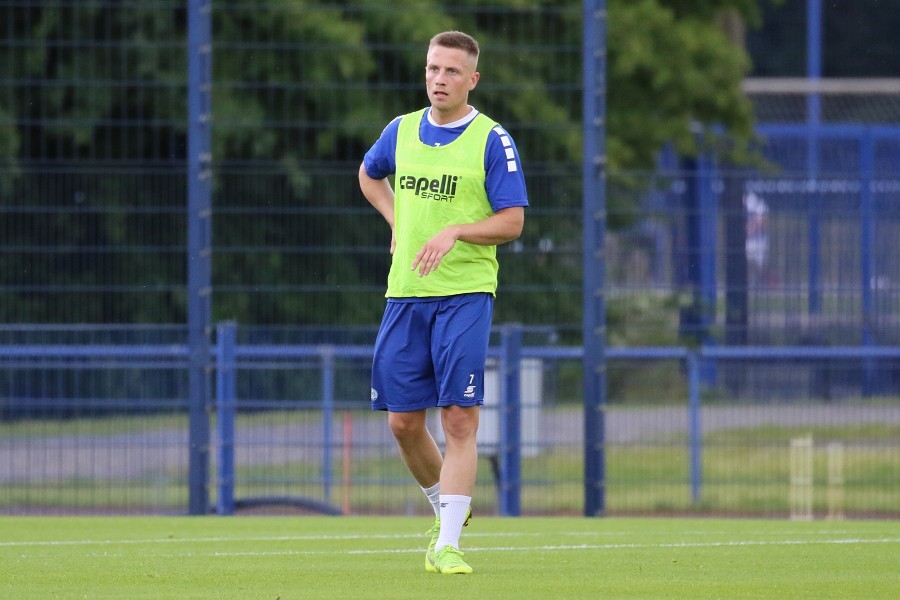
[398,174,459,202]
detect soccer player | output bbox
[358,30,528,574]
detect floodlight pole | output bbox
[582,0,608,517]
[187,0,213,515]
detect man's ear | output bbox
[469,71,480,91]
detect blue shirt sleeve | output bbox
[484,125,529,212]
[362,116,401,179]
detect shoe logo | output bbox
[440,502,447,508]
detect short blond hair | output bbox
[429,31,480,60]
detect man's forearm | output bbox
[453,206,524,246]
[358,163,395,228]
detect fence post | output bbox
[321,346,335,504]
[498,324,522,516]
[859,130,877,395]
[215,321,237,516]
[687,351,703,503]
[806,0,823,315]
[186,0,213,516]
[582,0,608,518]
[681,152,718,386]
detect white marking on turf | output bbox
[463,538,900,552]
[0,528,876,548]
[10,537,899,560]
[177,536,900,558]
[0,531,536,548]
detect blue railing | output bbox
[3,325,899,516]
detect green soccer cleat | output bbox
[425,516,441,573]
[424,508,472,573]
[433,546,473,575]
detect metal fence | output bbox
[3,324,899,517]
[1,2,898,517]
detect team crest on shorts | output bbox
[370,388,378,401]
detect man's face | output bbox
[425,44,479,123]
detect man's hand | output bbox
[411,226,460,277]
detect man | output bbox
[359,30,527,575]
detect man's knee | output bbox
[388,410,427,441]
[441,405,479,442]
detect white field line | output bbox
[0,531,535,548]
[0,528,877,548]
[5,534,900,559]
[187,537,900,559]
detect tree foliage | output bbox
[1,1,766,325]
[608,0,761,169]
[0,1,766,168]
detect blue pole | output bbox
[807,0,822,314]
[860,132,875,347]
[698,152,718,385]
[806,0,822,119]
[215,322,237,516]
[499,325,522,517]
[859,131,876,395]
[687,352,702,503]
[680,151,717,386]
[698,154,717,323]
[187,0,213,515]
[582,0,608,518]
[321,347,335,504]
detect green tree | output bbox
[1,1,768,326]
[608,0,762,169]
[0,3,188,322]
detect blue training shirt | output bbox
[363,107,529,212]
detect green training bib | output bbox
[387,109,499,298]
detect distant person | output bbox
[744,191,773,286]
[358,30,528,574]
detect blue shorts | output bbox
[370,293,494,412]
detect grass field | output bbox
[2,516,898,599]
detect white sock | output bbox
[422,482,441,517]
[435,494,471,552]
